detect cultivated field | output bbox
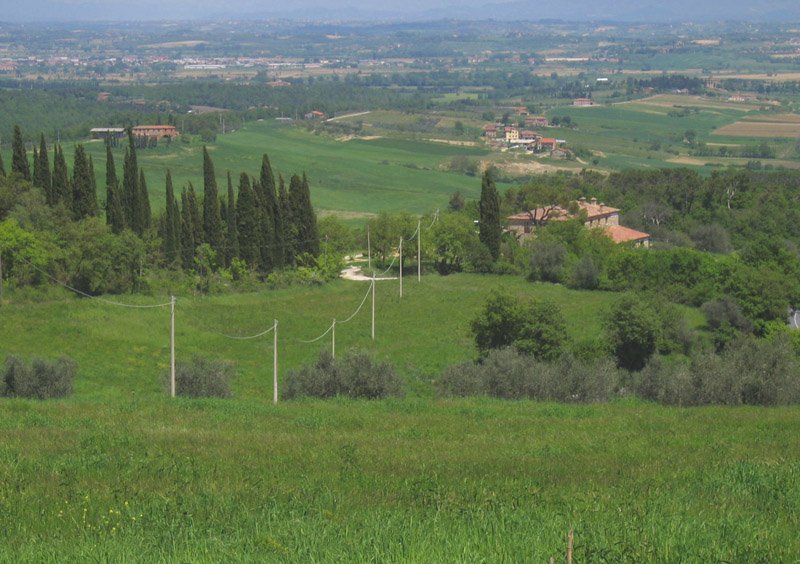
[713,121,800,138]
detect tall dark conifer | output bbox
[89,156,99,216]
[164,171,180,265]
[478,169,501,261]
[122,130,140,232]
[71,144,99,220]
[11,125,30,180]
[279,175,295,264]
[52,145,70,205]
[105,143,124,233]
[31,147,40,186]
[37,134,52,203]
[187,183,203,250]
[0,151,6,177]
[138,169,151,232]
[236,173,259,268]
[225,171,239,266]
[180,187,195,268]
[259,154,285,268]
[202,146,223,256]
[288,172,319,260]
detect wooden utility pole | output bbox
[0,245,4,305]
[273,319,278,405]
[417,219,421,282]
[367,227,371,270]
[399,237,403,298]
[371,273,375,340]
[170,296,176,398]
[331,319,336,359]
[567,529,574,564]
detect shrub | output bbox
[438,348,620,403]
[2,355,75,399]
[285,349,403,400]
[168,354,234,398]
[528,241,567,283]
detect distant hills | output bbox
[4,0,800,24]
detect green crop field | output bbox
[54,121,494,218]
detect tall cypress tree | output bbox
[164,171,180,266]
[180,187,195,269]
[138,169,151,232]
[202,146,223,256]
[187,183,203,250]
[236,173,259,268]
[288,172,319,260]
[122,130,140,232]
[52,145,70,205]
[105,143,124,233]
[37,134,52,203]
[478,169,501,261]
[278,175,294,265]
[89,156,99,216]
[11,125,30,180]
[31,146,40,186]
[71,144,98,220]
[259,154,285,268]
[252,179,273,269]
[225,171,239,267]
[0,151,6,177]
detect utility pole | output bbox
[417,219,421,282]
[170,296,176,398]
[399,237,403,298]
[371,273,375,340]
[0,244,4,305]
[273,319,278,405]
[367,227,371,270]
[331,319,336,359]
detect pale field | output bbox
[668,155,800,169]
[619,94,755,111]
[741,113,800,123]
[713,121,800,137]
[141,41,210,48]
[713,72,800,80]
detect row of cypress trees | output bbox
[5,124,319,273]
[6,124,101,221]
[159,148,319,271]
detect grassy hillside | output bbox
[1,274,682,400]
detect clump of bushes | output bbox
[439,335,800,407]
[167,354,234,398]
[439,348,618,403]
[1,355,75,399]
[286,349,403,400]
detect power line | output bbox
[5,247,171,309]
[214,323,276,340]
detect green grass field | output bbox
[60,121,493,217]
[1,395,798,562]
[1,273,659,399]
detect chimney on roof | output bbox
[599,203,605,212]
[579,197,586,203]
[590,197,597,205]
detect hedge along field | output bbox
[0,397,798,562]
[63,120,493,217]
[0,274,668,399]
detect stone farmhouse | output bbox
[507,197,650,246]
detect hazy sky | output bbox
[4,0,800,23]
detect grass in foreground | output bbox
[0,397,797,562]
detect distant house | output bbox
[520,130,539,141]
[525,116,548,127]
[97,92,112,102]
[514,106,529,115]
[505,127,519,142]
[304,110,325,119]
[131,125,178,139]
[540,138,557,150]
[484,125,498,138]
[550,147,571,159]
[507,196,650,246]
[573,98,597,107]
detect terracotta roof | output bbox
[605,225,650,243]
[508,199,620,222]
[540,137,557,144]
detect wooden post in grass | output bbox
[371,273,375,341]
[549,558,554,564]
[273,319,278,405]
[399,237,403,298]
[567,529,574,564]
[170,296,176,398]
